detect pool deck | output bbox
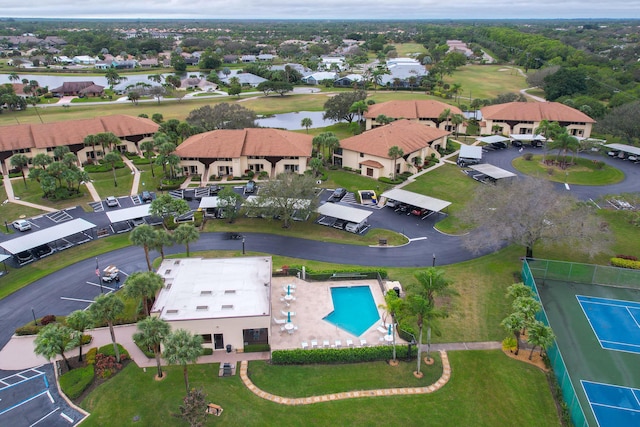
[269,277,403,351]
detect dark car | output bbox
[328,188,347,202]
[244,180,256,194]
[141,191,153,203]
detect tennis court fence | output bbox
[522,260,589,427]
[527,258,640,290]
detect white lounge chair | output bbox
[346,339,354,347]
[301,341,308,349]
[377,326,388,334]
[311,340,318,349]
[323,340,330,348]
[334,339,342,348]
[360,339,368,347]
[281,310,296,317]
[273,318,286,324]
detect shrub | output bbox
[245,343,270,353]
[201,348,213,356]
[98,343,130,360]
[523,153,533,161]
[271,345,416,365]
[40,315,57,326]
[59,365,95,399]
[593,160,605,170]
[133,337,155,359]
[138,113,149,118]
[15,324,40,336]
[616,254,638,261]
[94,354,122,379]
[610,257,640,269]
[378,177,403,185]
[151,113,164,124]
[81,334,92,345]
[86,347,98,365]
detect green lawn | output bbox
[512,155,625,185]
[89,166,136,198]
[443,64,528,101]
[79,350,558,426]
[0,181,47,231]
[393,43,428,57]
[11,178,94,211]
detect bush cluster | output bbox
[40,314,57,326]
[86,347,98,365]
[84,162,125,173]
[94,354,123,379]
[272,345,416,365]
[98,343,130,360]
[245,344,270,353]
[610,257,640,269]
[59,365,95,399]
[616,254,638,261]
[15,324,40,336]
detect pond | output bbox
[256,111,336,130]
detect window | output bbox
[201,334,212,344]
[366,168,373,177]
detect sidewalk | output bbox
[2,174,59,213]
[121,156,141,196]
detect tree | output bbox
[122,271,164,317]
[527,320,555,360]
[140,140,156,177]
[186,103,257,131]
[34,323,79,371]
[595,101,640,143]
[198,49,221,70]
[66,310,93,362]
[148,74,163,84]
[506,282,534,300]
[438,108,453,132]
[89,293,125,362]
[163,329,204,393]
[312,132,339,164]
[130,224,158,271]
[105,69,126,89]
[171,53,187,72]
[134,317,171,379]
[149,85,166,104]
[173,223,200,257]
[547,132,580,165]
[103,151,122,187]
[301,117,313,133]
[32,153,52,170]
[543,67,587,101]
[84,134,99,159]
[176,387,207,427]
[323,90,367,123]
[251,173,317,228]
[150,194,190,223]
[217,186,242,223]
[413,268,456,306]
[450,113,464,139]
[406,293,445,376]
[152,229,173,260]
[380,291,403,363]
[460,177,609,259]
[349,100,368,123]
[227,84,241,97]
[127,91,140,105]
[10,154,29,188]
[388,145,404,180]
[8,72,20,82]
[513,296,542,335]
[501,312,526,355]
[309,157,323,177]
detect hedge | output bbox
[59,365,95,399]
[133,337,155,359]
[98,343,130,360]
[272,344,417,365]
[86,347,98,365]
[285,266,387,280]
[245,343,270,353]
[378,177,403,185]
[610,257,640,269]
[201,348,213,356]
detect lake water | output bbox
[256,111,336,130]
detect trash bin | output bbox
[393,287,401,297]
[226,344,232,353]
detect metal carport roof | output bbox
[316,203,372,224]
[509,134,546,141]
[604,143,640,156]
[0,218,96,254]
[469,164,517,179]
[199,197,220,209]
[476,135,510,144]
[105,205,151,223]
[380,189,451,212]
[459,145,483,160]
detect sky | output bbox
[1,0,640,20]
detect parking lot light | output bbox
[432,253,436,267]
[31,307,38,326]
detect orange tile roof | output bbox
[341,119,450,158]
[0,115,159,151]
[176,128,312,158]
[359,159,384,168]
[480,102,595,123]
[364,100,462,119]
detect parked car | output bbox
[244,180,256,194]
[12,219,31,231]
[141,191,153,203]
[328,188,347,202]
[105,196,118,207]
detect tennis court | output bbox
[581,380,640,426]
[577,295,640,354]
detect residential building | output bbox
[0,115,158,173]
[301,72,338,85]
[380,58,428,89]
[334,74,364,88]
[336,119,450,179]
[151,257,272,352]
[72,55,97,65]
[479,102,596,138]
[50,81,105,97]
[364,100,465,133]
[319,56,347,71]
[175,128,312,179]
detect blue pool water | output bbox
[323,286,380,336]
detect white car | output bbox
[12,219,31,231]
[105,196,118,207]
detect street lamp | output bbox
[242,237,245,255]
[31,307,38,326]
[432,253,436,267]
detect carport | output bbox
[199,196,220,217]
[457,145,482,166]
[0,218,96,265]
[316,203,372,233]
[509,134,546,146]
[468,163,516,183]
[604,143,640,161]
[476,135,510,145]
[380,188,451,218]
[105,205,152,233]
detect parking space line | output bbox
[86,281,116,291]
[60,297,95,304]
[59,412,73,423]
[0,389,49,416]
[30,407,60,426]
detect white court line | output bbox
[30,407,60,426]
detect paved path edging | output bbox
[239,349,450,405]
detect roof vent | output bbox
[164,269,171,275]
[200,291,212,296]
[196,305,208,311]
[166,309,178,314]
[221,304,234,309]
[174,260,180,265]
[224,290,236,294]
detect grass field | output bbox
[443,64,528,101]
[79,350,559,427]
[512,155,625,185]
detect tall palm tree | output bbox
[173,223,200,257]
[300,117,313,133]
[534,120,563,162]
[379,291,403,363]
[438,108,453,132]
[527,320,556,360]
[163,329,204,393]
[134,317,171,378]
[388,145,404,181]
[513,296,541,336]
[32,153,52,170]
[140,140,156,177]
[10,154,29,188]
[450,113,465,139]
[8,72,20,83]
[103,151,122,187]
[547,133,580,166]
[83,134,99,160]
[406,294,445,376]
[89,293,125,362]
[122,271,164,317]
[130,225,158,271]
[66,310,93,362]
[413,268,456,306]
[34,324,80,371]
[151,229,173,260]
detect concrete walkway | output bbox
[2,174,59,213]
[121,156,141,196]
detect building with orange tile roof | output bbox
[0,115,158,173]
[176,128,312,180]
[479,101,595,138]
[363,99,465,134]
[336,119,449,180]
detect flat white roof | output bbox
[198,196,220,209]
[605,143,640,156]
[469,163,517,179]
[509,134,546,141]
[0,218,95,254]
[476,135,510,144]
[380,188,451,212]
[459,145,483,159]
[105,205,150,223]
[316,203,372,224]
[152,257,272,321]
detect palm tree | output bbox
[513,296,542,336]
[103,151,122,187]
[26,96,43,123]
[438,108,452,132]
[134,317,171,379]
[32,153,52,170]
[8,72,20,83]
[534,119,563,162]
[506,282,534,300]
[83,134,99,160]
[527,320,556,360]
[450,113,465,139]
[122,271,164,317]
[406,294,444,376]
[413,268,456,306]
[300,117,313,133]
[163,329,204,393]
[501,312,526,355]
[387,145,404,181]
[66,310,93,362]
[140,140,156,177]
[148,74,163,84]
[312,132,338,163]
[34,324,80,371]
[173,223,200,257]
[547,133,580,166]
[349,100,368,123]
[89,293,125,362]
[10,154,29,188]
[380,291,403,363]
[151,229,173,260]
[130,224,158,271]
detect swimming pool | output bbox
[323,286,380,336]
